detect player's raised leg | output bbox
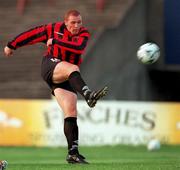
[53,62,108,108]
[68,71,108,107]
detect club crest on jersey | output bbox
[50,58,60,62]
[54,31,63,39]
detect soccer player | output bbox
[4,9,108,164]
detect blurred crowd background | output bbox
[0,0,180,101]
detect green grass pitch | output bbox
[0,145,180,170]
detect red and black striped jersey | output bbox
[7,22,90,66]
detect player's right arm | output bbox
[4,46,13,57]
[4,24,49,57]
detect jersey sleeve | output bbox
[52,29,90,55]
[7,25,48,50]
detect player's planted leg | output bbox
[64,117,89,164]
[66,153,89,164]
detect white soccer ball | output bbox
[147,139,161,151]
[137,43,160,64]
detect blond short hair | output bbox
[64,9,81,20]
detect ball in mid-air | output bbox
[137,43,160,64]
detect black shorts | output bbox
[41,55,76,95]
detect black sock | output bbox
[64,117,79,155]
[68,71,91,98]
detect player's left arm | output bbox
[51,30,90,54]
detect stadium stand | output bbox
[0,0,136,99]
[3,0,178,101]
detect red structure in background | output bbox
[96,0,105,12]
[16,0,55,14]
[16,0,27,15]
[17,0,105,15]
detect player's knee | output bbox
[68,65,80,76]
[65,109,77,118]
[63,100,77,117]
[70,64,79,72]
